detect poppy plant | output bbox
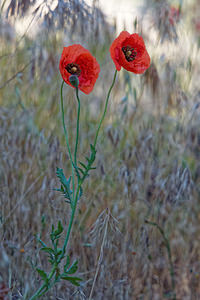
[110,31,150,74]
[59,44,100,94]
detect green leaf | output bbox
[36,268,48,282]
[55,168,72,201]
[78,186,83,199]
[40,247,54,255]
[79,162,87,170]
[78,167,85,175]
[76,144,97,182]
[56,249,62,256]
[73,164,81,179]
[56,168,70,187]
[50,221,64,244]
[58,220,63,233]
[66,260,78,275]
[90,144,95,151]
[60,275,82,286]
[54,220,63,236]
[64,255,70,272]
[48,258,54,264]
[85,156,90,163]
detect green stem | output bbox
[59,71,118,258]
[60,81,75,199]
[58,184,81,263]
[74,88,80,167]
[59,87,81,260]
[94,69,117,148]
[30,71,118,298]
[29,264,57,300]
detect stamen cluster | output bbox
[122,45,137,61]
[65,63,81,76]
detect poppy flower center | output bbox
[122,45,137,62]
[65,63,81,76]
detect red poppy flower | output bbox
[169,6,180,25]
[110,31,150,74]
[195,20,200,35]
[59,44,100,94]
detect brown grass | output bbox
[0,0,200,299]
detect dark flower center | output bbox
[65,63,81,76]
[122,45,137,62]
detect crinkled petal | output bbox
[110,31,150,74]
[59,44,100,94]
[110,31,130,71]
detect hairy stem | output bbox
[60,80,75,199]
[94,69,117,148]
[74,88,80,167]
[29,264,57,300]
[58,184,81,263]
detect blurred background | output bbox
[0,0,200,299]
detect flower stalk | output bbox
[29,70,117,300]
[74,87,80,167]
[94,69,117,148]
[60,80,75,198]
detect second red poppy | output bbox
[110,31,150,74]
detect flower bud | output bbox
[69,75,79,88]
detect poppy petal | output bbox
[59,44,100,94]
[110,31,150,74]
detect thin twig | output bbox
[0,60,33,89]
[145,219,176,300]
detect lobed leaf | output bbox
[36,268,48,283]
[40,247,54,255]
[60,275,82,286]
[55,168,72,201]
[65,260,78,275]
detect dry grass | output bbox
[0,0,200,299]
